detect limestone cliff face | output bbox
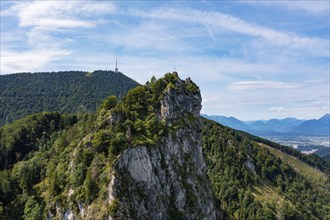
[108,75,221,219]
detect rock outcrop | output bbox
[108,73,221,219]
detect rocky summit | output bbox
[107,73,221,219]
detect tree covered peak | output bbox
[93,72,202,157]
[0,70,138,126]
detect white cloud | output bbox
[6,1,115,42]
[11,1,115,28]
[24,18,93,29]
[0,1,116,74]
[229,81,297,90]
[247,1,329,14]
[106,22,190,52]
[269,107,285,112]
[1,49,70,73]
[131,8,329,57]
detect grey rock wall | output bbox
[108,76,221,219]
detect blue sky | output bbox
[1,0,329,120]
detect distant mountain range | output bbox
[202,114,330,136]
[293,114,330,135]
[201,115,252,132]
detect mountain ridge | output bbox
[204,114,329,136]
[293,113,330,135]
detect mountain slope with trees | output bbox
[0,70,139,126]
[202,119,330,219]
[0,73,329,219]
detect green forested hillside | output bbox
[0,112,95,219]
[0,73,329,219]
[202,119,330,219]
[0,112,79,170]
[0,70,138,126]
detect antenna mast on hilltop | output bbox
[115,57,118,73]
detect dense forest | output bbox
[0,112,96,219]
[202,119,330,219]
[0,70,138,126]
[0,73,329,219]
